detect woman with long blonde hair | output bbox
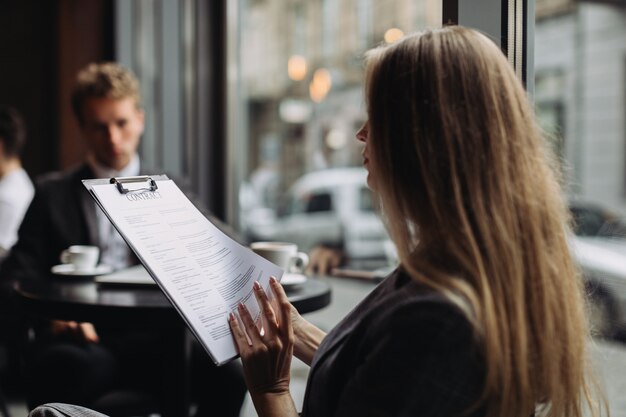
[359,26,602,417]
[228,26,603,417]
[30,25,604,417]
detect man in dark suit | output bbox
[0,62,245,417]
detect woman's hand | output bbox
[230,277,294,396]
[307,245,344,276]
[50,320,100,343]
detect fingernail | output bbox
[253,281,261,290]
[270,276,277,284]
[238,302,244,310]
[229,312,236,321]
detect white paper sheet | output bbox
[89,179,284,365]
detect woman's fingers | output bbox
[229,278,295,396]
[270,277,295,339]
[230,285,272,353]
[230,277,294,353]
[253,280,278,332]
[237,301,265,345]
[229,312,250,353]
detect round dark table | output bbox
[15,274,331,328]
[14,272,331,417]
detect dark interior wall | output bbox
[56,0,113,169]
[0,0,58,176]
[0,0,113,177]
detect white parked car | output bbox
[569,201,626,338]
[243,177,626,338]
[242,167,388,260]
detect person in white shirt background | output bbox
[0,106,35,398]
[0,106,34,261]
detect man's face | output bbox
[80,97,144,171]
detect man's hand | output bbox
[306,246,344,276]
[50,320,100,343]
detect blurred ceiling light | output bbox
[384,28,404,44]
[313,68,332,85]
[288,55,307,81]
[309,83,323,103]
[325,129,348,150]
[309,68,332,102]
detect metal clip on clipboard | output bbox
[110,176,159,194]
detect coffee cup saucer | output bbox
[51,264,113,277]
[280,273,307,289]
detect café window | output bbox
[232,0,443,264]
[359,187,377,212]
[230,2,626,411]
[534,2,626,415]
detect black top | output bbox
[302,268,486,417]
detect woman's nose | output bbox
[356,123,368,143]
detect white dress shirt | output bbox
[0,167,34,252]
[86,153,140,271]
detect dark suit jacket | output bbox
[301,269,486,417]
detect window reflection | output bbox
[239,0,442,259]
[233,0,626,414]
[534,2,626,413]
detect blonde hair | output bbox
[71,62,142,125]
[365,26,603,417]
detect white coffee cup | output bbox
[60,245,100,272]
[250,242,309,273]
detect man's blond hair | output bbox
[71,62,142,125]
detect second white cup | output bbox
[60,245,100,272]
[250,241,309,273]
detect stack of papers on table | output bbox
[330,262,396,283]
[95,264,156,286]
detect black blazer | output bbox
[301,269,486,417]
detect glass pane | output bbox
[535,1,626,414]
[238,0,442,262]
[359,187,377,212]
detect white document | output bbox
[85,177,284,365]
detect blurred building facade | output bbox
[240,0,626,218]
[535,0,626,211]
[239,0,442,204]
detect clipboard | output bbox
[83,175,284,365]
